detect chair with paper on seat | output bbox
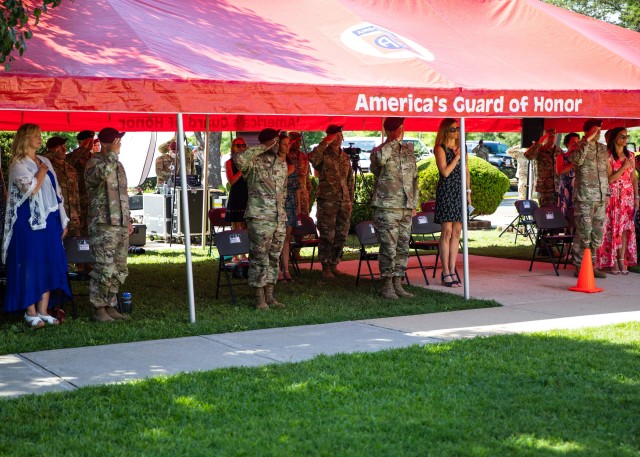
[64,237,96,318]
[289,214,320,276]
[529,207,574,276]
[499,199,539,244]
[214,230,250,305]
[408,211,441,285]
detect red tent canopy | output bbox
[1,0,640,132]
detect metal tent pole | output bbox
[200,115,210,248]
[459,117,470,300]
[177,113,196,323]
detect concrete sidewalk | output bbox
[2,253,638,399]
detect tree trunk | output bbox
[194,131,222,188]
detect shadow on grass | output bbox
[0,259,499,355]
[1,323,638,456]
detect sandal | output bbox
[24,313,44,328]
[37,313,60,325]
[619,258,629,275]
[441,272,454,287]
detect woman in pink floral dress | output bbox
[596,127,639,274]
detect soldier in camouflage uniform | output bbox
[370,117,418,299]
[233,128,288,310]
[309,125,355,279]
[65,130,95,236]
[472,140,489,161]
[507,146,537,200]
[44,136,81,237]
[524,128,562,207]
[156,140,196,188]
[570,119,610,279]
[85,128,133,323]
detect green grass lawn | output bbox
[0,247,499,355]
[1,322,638,456]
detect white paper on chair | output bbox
[546,212,554,220]
[370,225,375,233]
[418,216,428,224]
[523,201,531,208]
[78,240,90,251]
[229,234,241,244]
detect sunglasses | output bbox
[448,127,460,133]
[617,135,629,140]
[234,143,247,148]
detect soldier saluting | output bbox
[233,128,288,310]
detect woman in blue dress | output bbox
[2,124,71,328]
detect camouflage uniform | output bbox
[524,142,561,207]
[507,146,537,200]
[155,150,195,187]
[370,140,418,278]
[570,139,609,268]
[65,145,93,235]
[309,142,355,269]
[233,144,288,288]
[85,150,130,309]
[43,150,81,237]
[472,144,489,161]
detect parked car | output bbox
[402,138,432,157]
[466,141,514,169]
[342,137,381,172]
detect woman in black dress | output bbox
[434,118,470,287]
[225,137,248,230]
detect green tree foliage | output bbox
[1,0,65,67]
[542,0,640,32]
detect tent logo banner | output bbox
[341,22,435,61]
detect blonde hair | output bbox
[434,118,459,150]
[10,123,41,165]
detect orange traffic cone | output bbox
[569,248,603,293]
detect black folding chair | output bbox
[499,199,539,244]
[529,207,574,276]
[208,207,231,255]
[409,211,441,285]
[64,236,96,318]
[289,214,320,276]
[214,230,250,305]
[354,221,381,292]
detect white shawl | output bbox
[2,155,69,263]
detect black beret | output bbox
[97,127,125,143]
[582,118,603,133]
[325,124,343,135]
[45,136,67,149]
[258,128,280,143]
[383,117,404,132]
[76,130,95,141]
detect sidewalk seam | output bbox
[17,353,80,390]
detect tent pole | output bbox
[459,117,470,300]
[177,113,197,323]
[201,115,210,248]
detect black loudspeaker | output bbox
[172,188,204,237]
[521,118,545,148]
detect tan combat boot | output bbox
[393,276,414,298]
[322,264,335,279]
[93,306,115,323]
[381,277,398,300]
[106,306,132,321]
[264,284,285,309]
[254,287,269,310]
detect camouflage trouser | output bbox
[572,200,606,268]
[373,208,412,278]
[316,199,352,267]
[89,224,129,309]
[537,192,556,208]
[247,218,286,287]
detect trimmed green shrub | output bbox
[418,156,509,216]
